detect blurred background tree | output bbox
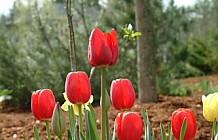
[1,0,218,106]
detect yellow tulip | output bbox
[202,92,218,122]
[61,92,93,116]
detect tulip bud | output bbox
[110,79,135,110]
[52,102,66,138]
[31,89,56,120]
[171,108,197,140]
[65,71,91,104]
[88,28,118,67]
[202,92,218,122]
[115,112,143,140]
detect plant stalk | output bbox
[78,104,83,136]
[101,66,107,140]
[45,120,51,140]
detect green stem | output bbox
[45,120,51,140]
[101,66,107,140]
[78,104,83,136]
[106,112,110,140]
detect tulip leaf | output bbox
[84,104,99,140]
[84,108,90,140]
[179,118,187,140]
[68,105,75,139]
[141,108,154,140]
[212,117,217,139]
[23,134,26,140]
[79,131,86,140]
[160,123,166,140]
[33,125,40,140]
[168,122,173,140]
[67,130,72,140]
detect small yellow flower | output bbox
[61,92,93,116]
[202,92,218,122]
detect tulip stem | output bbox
[78,104,83,136]
[101,66,107,140]
[45,120,51,140]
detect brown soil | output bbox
[1,74,218,140]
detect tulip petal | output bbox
[88,28,112,66]
[110,29,118,65]
[65,71,91,104]
[38,89,56,120]
[202,93,218,122]
[31,90,41,120]
[110,79,135,110]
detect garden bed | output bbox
[1,74,218,140]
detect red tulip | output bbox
[65,71,91,104]
[116,112,143,140]
[110,79,135,110]
[88,28,118,67]
[31,89,56,120]
[171,108,197,140]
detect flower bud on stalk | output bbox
[171,108,197,140]
[88,28,118,67]
[202,92,218,122]
[31,89,56,120]
[115,112,143,140]
[110,78,135,110]
[52,102,66,139]
[65,71,91,104]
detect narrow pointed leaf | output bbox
[68,105,75,138]
[179,118,187,140]
[168,122,173,140]
[141,108,147,140]
[23,134,26,140]
[160,123,166,140]
[33,125,40,140]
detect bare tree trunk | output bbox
[135,0,158,102]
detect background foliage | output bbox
[0,0,218,106]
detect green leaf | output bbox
[212,117,217,139]
[84,104,99,140]
[67,130,72,140]
[33,125,40,140]
[23,134,26,140]
[141,108,147,140]
[68,105,75,139]
[141,108,153,140]
[168,122,173,140]
[132,32,142,37]
[79,131,85,140]
[0,89,12,95]
[85,108,90,140]
[179,118,187,140]
[160,123,166,140]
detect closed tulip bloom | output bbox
[31,89,56,120]
[115,112,143,140]
[171,108,197,140]
[110,79,135,110]
[88,28,118,67]
[65,71,91,104]
[202,92,218,122]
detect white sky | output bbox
[0,0,196,15]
